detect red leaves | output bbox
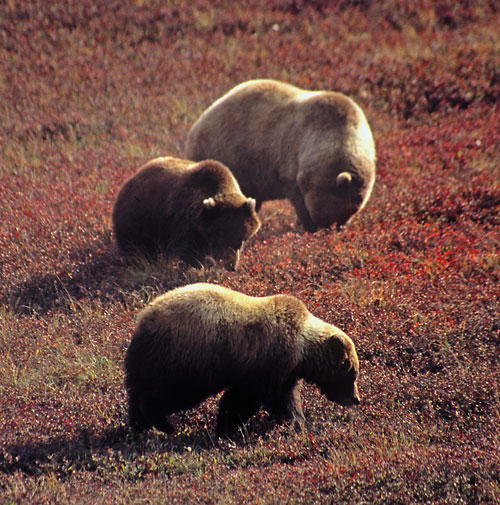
[0,1,499,504]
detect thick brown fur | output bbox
[125,283,360,436]
[112,157,261,269]
[186,79,376,232]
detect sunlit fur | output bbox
[125,283,360,436]
[186,79,376,232]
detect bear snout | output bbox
[221,248,241,271]
[324,384,361,407]
[334,393,360,407]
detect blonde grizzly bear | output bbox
[112,157,260,270]
[125,283,360,436]
[186,79,376,232]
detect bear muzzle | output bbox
[324,383,361,407]
[221,248,241,271]
[332,393,360,407]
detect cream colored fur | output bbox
[186,79,376,231]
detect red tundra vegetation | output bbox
[1,1,499,504]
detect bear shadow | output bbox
[0,426,130,476]
[1,236,225,317]
[0,409,221,477]
[0,410,287,477]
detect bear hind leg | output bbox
[142,395,175,434]
[128,390,174,434]
[128,391,152,433]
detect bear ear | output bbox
[336,172,352,188]
[203,197,217,209]
[246,198,256,211]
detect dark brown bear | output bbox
[186,79,376,232]
[112,157,261,270]
[125,283,360,437]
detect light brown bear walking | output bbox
[112,157,260,270]
[125,283,360,436]
[186,79,376,232]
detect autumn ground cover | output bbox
[0,1,499,503]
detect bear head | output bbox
[321,333,360,406]
[297,164,372,230]
[200,193,261,269]
[187,160,261,270]
[295,93,376,231]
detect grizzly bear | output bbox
[125,283,360,436]
[112,157,261,270]
[186,79,376,232]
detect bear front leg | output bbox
[216,386,262,437]
[265,382,305,431]
[289,192,318,233]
